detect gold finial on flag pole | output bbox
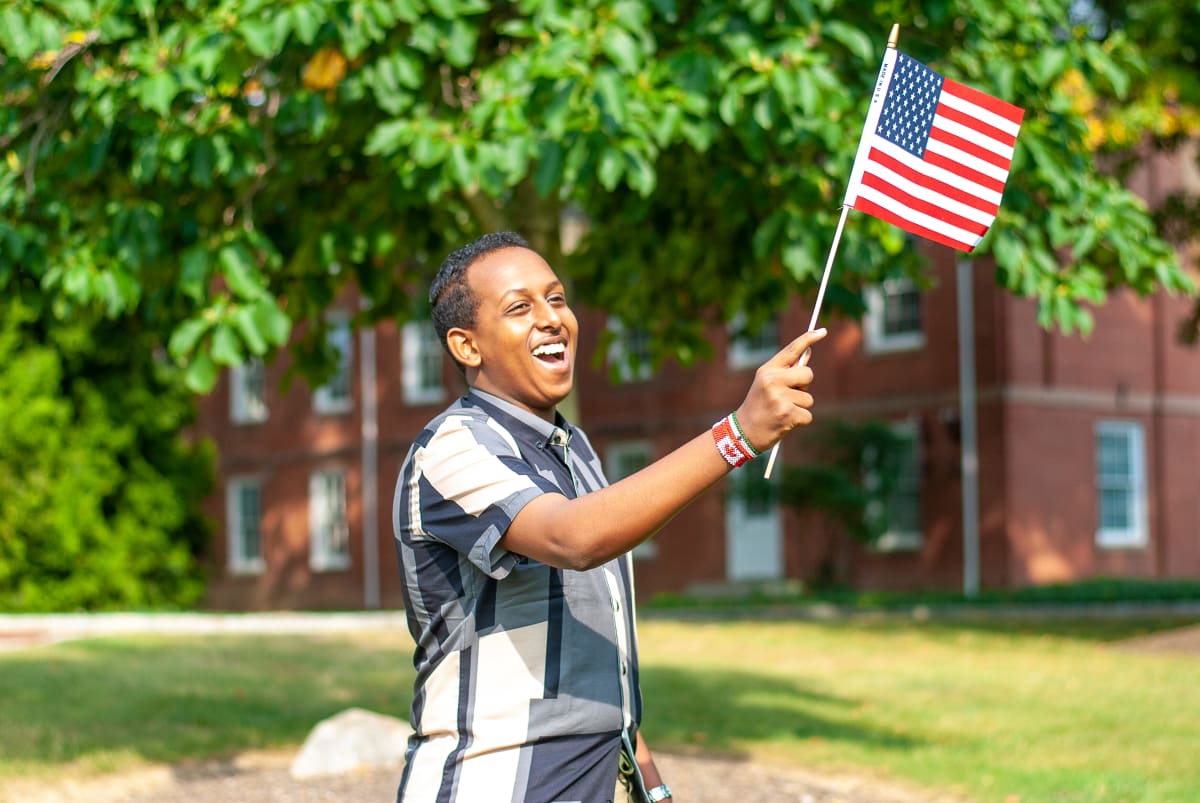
[887,23,900,49]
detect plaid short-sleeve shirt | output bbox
[392,389,642,803]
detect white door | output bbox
[725,456,783,581]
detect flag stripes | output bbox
[843,50,1025,253]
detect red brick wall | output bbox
[194,215,1200,608]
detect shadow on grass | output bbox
[1,634,415,769]
[638,664,920,757]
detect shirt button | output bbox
[621,662,627,676]
[612,598,620,612]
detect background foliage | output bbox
[0,297,213,611]
[1,0,1194,391]
[1,1,1197,609]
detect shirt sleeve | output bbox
[411,412,561,578]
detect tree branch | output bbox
[460,188,509,233]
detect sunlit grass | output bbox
[638,617,1200,802]
[2,616,1197,801]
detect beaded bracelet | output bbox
[711,411,761,469]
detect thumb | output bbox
[771,327,827,368]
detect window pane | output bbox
[327,325,351,399]
[1094,422,1146,546]
[882,284,921,336]
[1099,487,1130,529]
[607,319,654,382]
[403,321,445,404]
[232,359,268,423]
[325,472,349,558]
[316,323,353,410]
[227,479,263,572]
[1097,433,1130,479]
[887,431,921,533]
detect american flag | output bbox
[842,49,1025,253]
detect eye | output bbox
[506,301,530,315]
[548,293,567,305]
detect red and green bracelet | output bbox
[711,411,761,469]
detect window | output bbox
[230,359,268,424]
[314,318,353,413]
[867,420,923,551]
[606,318,653,383]
[864,277,924,353]
[728,314,779,370]
[1095,421,1148,548]
[309,469,351,571]
[607,440,656,559]
[402,321,446,406]
[225,477,264,575]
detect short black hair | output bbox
[429,231,532,369]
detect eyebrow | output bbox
[500,281,564,300]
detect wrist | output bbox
[646,783,672,802]
[711,411,759,469]
[729,410,762,456]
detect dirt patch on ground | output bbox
[2,749,969,803]
[1112,622,1200,655]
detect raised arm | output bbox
[500,328,827,570]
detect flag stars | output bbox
[877,53,944,159]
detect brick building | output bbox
[195,151,1199,610]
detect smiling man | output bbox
[392,231,826,803]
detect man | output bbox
[392,231,826,802]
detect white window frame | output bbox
[864,277,924,354]
[230,359,268,424]
[313,317,353,414]
[1094,420,1148,548]
[868,420,923,552]
[607,440,657,559]
[401,320,446,406]
[225,476,265,575]
[728,313,779,370]
[606,318,654,383]
[309,469,351,571]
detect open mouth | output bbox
[531,342,568,367]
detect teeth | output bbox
[532,343,566,357]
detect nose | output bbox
[535,298,562,329]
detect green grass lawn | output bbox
[2,616,1198,801]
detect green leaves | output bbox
[219,244,269,302]
[0,0,1190,404]
[602,26,641,74]
[135,71,179,117]
[0,299,212,612]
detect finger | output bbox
[771,327,827,368]
[778,363,815,388]
[790,390,814,410]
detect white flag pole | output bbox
[761,204,847,479]
[762,23,900,480]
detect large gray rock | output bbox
[290,707,412,779]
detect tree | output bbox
[0,0,1193,392]
[0,297,214,611]
[1084,0,1200,342]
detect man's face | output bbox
[464,246,578,419]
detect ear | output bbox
[446,327,481,369]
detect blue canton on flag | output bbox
[876,53,944,159]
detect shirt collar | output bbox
[466,388,573,449]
